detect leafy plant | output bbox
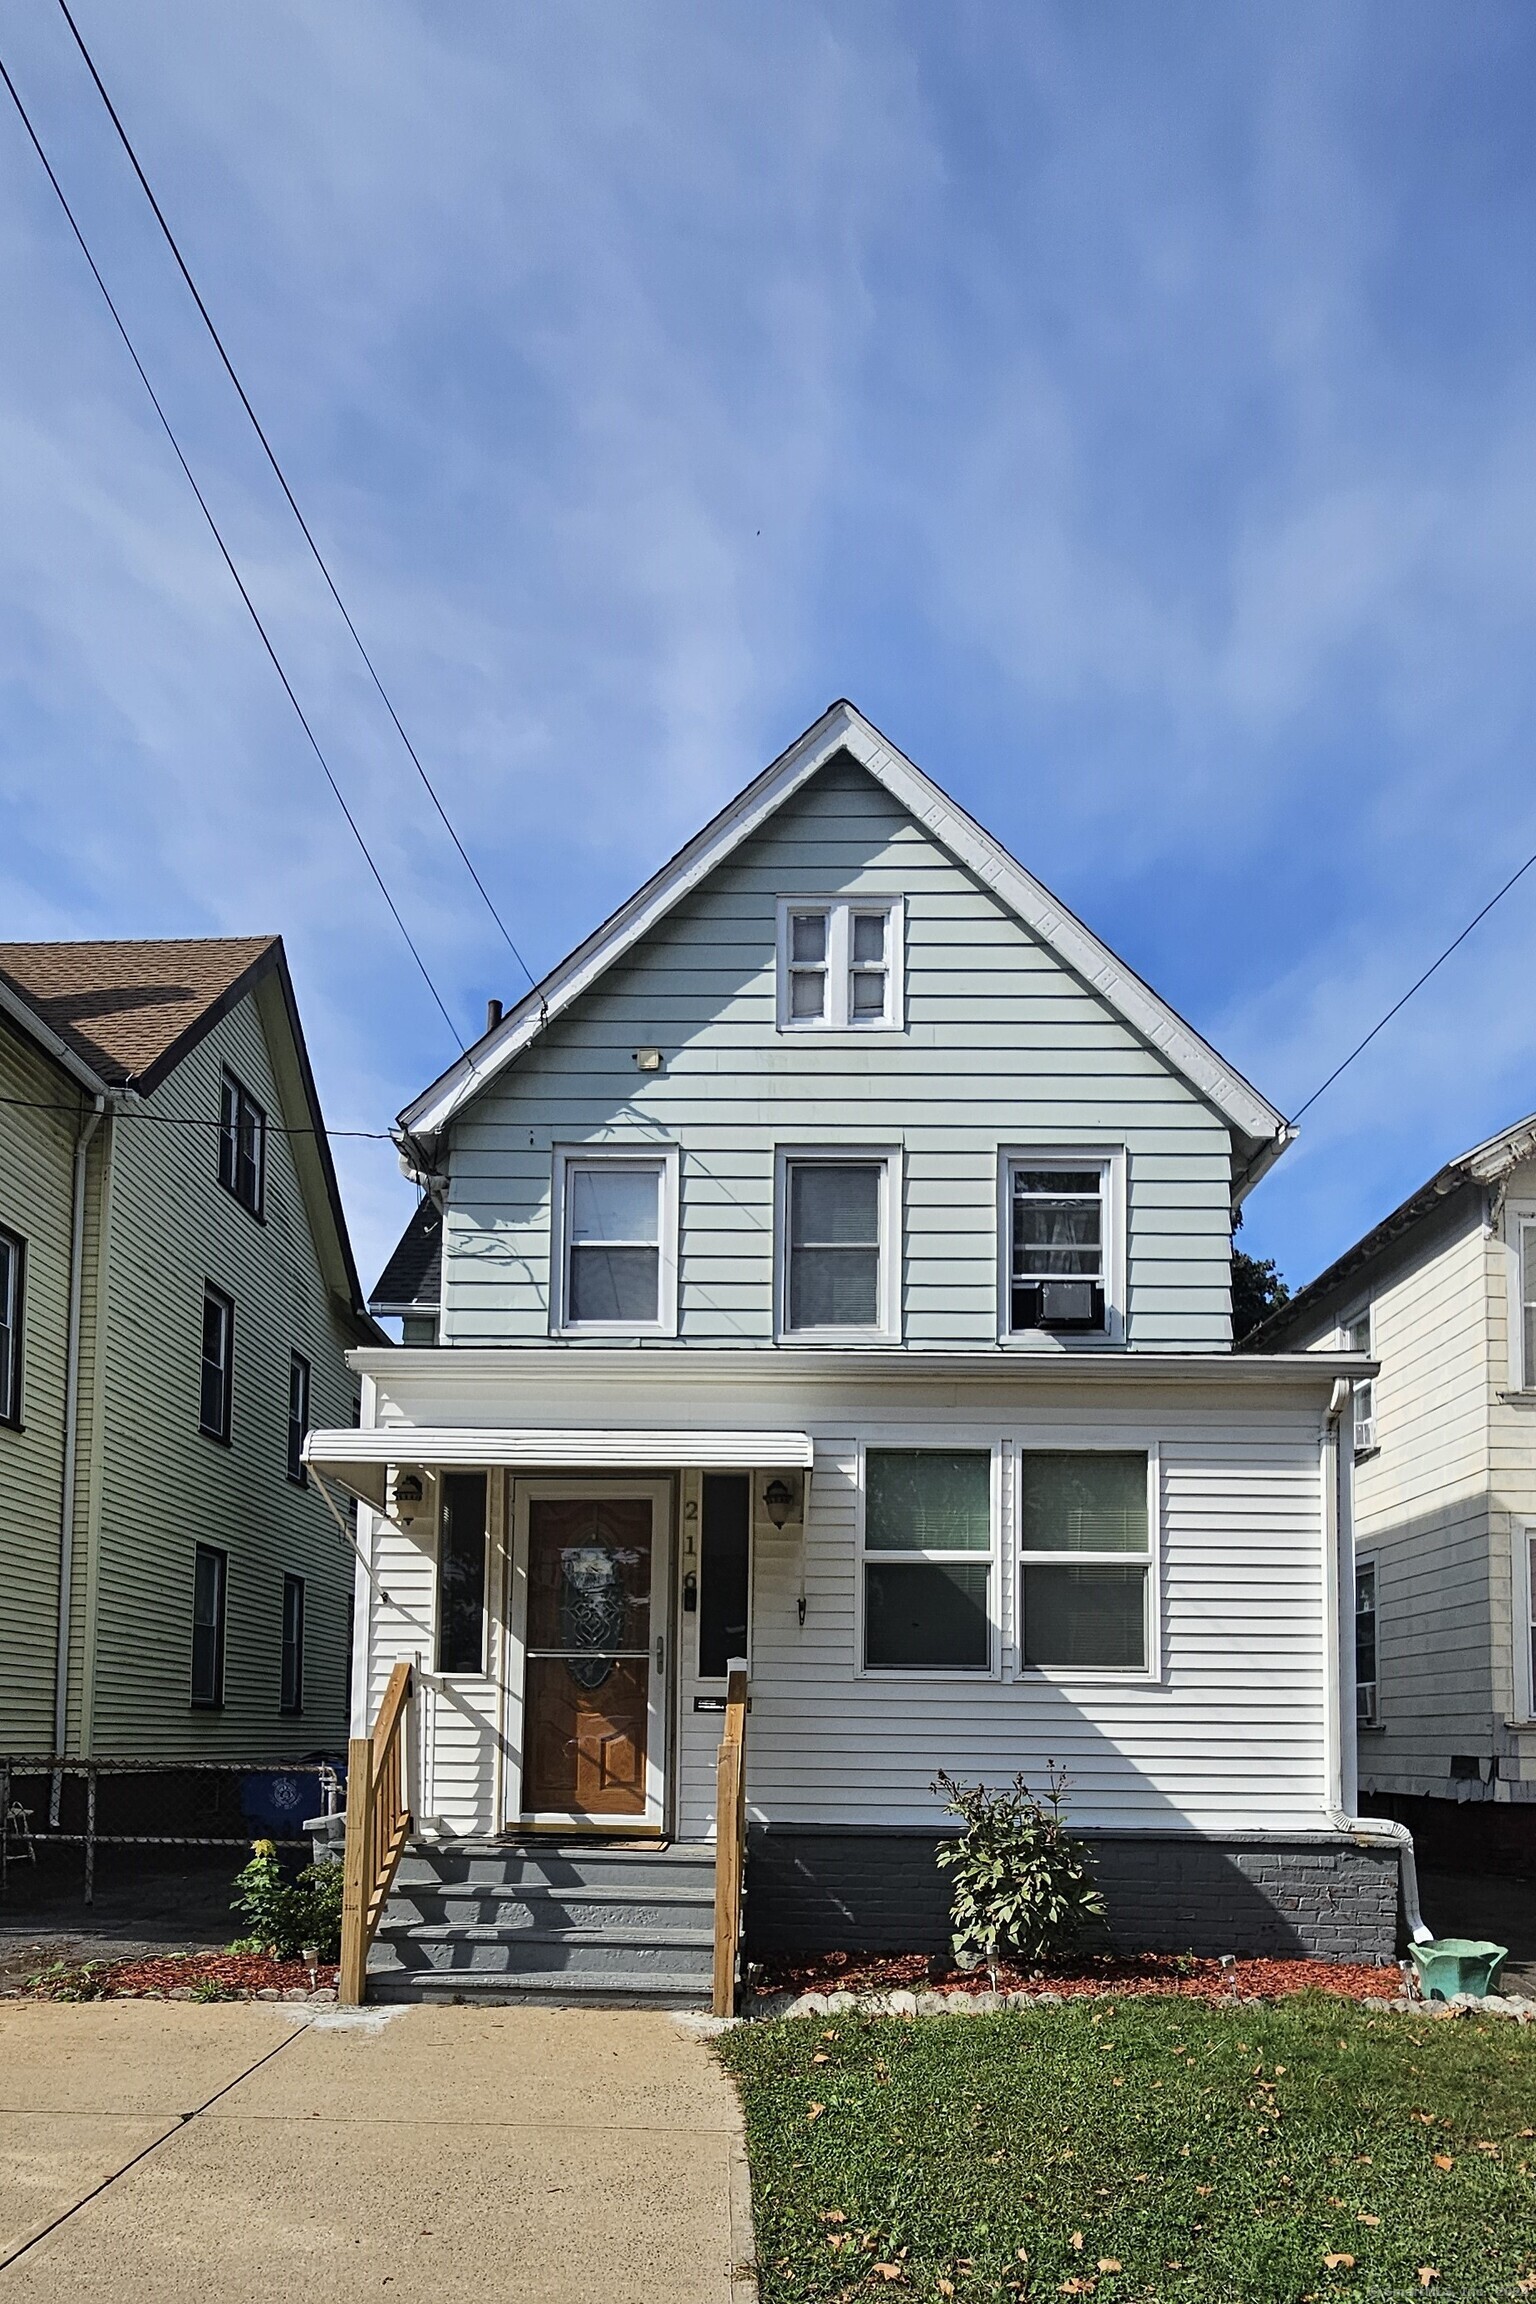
[23,1957,107,2001]
[932,1766,1105,1970]
[230,1838,344,1960]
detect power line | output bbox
[55,0,537,996]
[1289,838,1536,1125]
[0,48,467,1056]
[0,1093,392,1140]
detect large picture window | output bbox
[555,1152,676,1333]
[1018,1451,1150,1672]
[0,1225,22,1427]
[781,1153,897,1339]
[191,1543,227,1707]
[218,1069,266,1219]
[862,1448,993,1672]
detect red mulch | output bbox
[753,1949,1402,2003]
[25,1952,339,2000]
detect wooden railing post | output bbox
[712,1661,749,2018]
[338,1660,414,2007]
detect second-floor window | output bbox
[218,1069,266,1218]
[1343,1310,1375,1451]
[281,1573,305,1713]
[776,898,903,1030]
[200,1284,234,1442]
[781,1153,897,1339]
[0,1226,22,1427]
[554,1151,677,1333]
[1006,1159,1110,1336]
[287,1352,310,1483]
[1356,1559,1379,1726]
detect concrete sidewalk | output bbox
[0,1999,755,2301]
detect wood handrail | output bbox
[711,1662,749,2018]
[339,1660,414,2006]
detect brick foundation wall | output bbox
[745,1826,1401,1963]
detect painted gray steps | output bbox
[387,1882,714,1933]
[366,1958,714,2010]
[393,1843,716,1894]
[378,1922,715,1978]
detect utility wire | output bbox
[0,1094,393,1140]
[1288,840,1536,1126]
[56,0,537,995]
[0,49,467,1055]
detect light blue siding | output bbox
[443,756,1235,1349]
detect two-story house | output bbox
[1248,1114,1536,1872]
[307,703,1408,2003]
[0,937,380,1767]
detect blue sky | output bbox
[4,2,1536,1300]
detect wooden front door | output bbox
[512,1481,670,1828]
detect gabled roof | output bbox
[1243,1107,1536,1352]
[0,935,383,1341]
[0,937,277,1093]
[398,701,1290,1187]
[370,1198,442,1315]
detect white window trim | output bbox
[775,896,905,1033]
[775,1144,903,1345]
[854,1436,1002,1681]
[1355,1552,1380,1729]
[1513,1519,1536,1727]
[1010,1438,1161,1685]
[996,1145,1127,1348]
[1339,1304,1376,1453]
[1506,1207,1536,1392]
[549,1144,680,1338]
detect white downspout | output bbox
[1324,1376,1433,1945]
[52,1095,105,1803]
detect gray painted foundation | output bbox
[746,1825,1400,1962]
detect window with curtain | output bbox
[862,1449,992,1671]
[1018,1451,1150,1671]
[1008,1162,1107,1333]
[786,1160,884,1331]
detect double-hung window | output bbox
[1343,1310,1375,1452]
[1018,1451,1152,1673]
[776,898,903,1030]
[554,1151,677,1333]
[1355,1559,1379,1727]
[218,1069,266,1218]
[0,1225,22,1427]
[200,1284,234,1442]
[1005,1155,1113,1336]
[1514,1217,1536,1390]
[191,1543,227,1707]
[780,1152,897,1339]
[1519,1525,1536,1723]
[862,1448,994,1672]
[286,1352,310,1484]
[281,1573,305,1714]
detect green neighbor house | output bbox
[0,937,381,1763]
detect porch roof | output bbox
[303,1424,814,1508]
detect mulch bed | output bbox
[22,1951,339,2000]
[752,1948,1402,2003]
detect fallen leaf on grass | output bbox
[873,2265,905,2283]
[1418,2272,1440,2290]
[821,2211,848,2224]
[1475,2141,1500,2156]
[1357,2214,1380,2226]
[1431,2153,1453,2171]
[1513,2276,1536,2295]
[1069,2232,1084,2251]
[1409,2111,1435,2125]
[1322,2254,1356,2270]
[812,2053,831,2065]
[1059,2283,1096,2297]
[807,2102,825,2122]
[937,2283,955,2298]
[1195,2185,1214,2197]
[1097,2260,1122,2274]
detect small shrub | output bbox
[230,1838,344,1961]
[932,1765,1105,1970]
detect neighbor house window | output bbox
[286,1352,310,1484]
[191,1544,227,1707]
[698,1472,751,1681]
[781,1153,897,1338]
[281,1573,305,1714]
[1005,1157,1112,1336]
[1343,1311,1375,1451]
[554,1151,677,1333]
[1355,1559,1378,1727]
[1518,1221,1536,1390]
[199,1284,234,1442]
[437,1471,488,1674]
[776,898,903,1030]
[0,1226,22,1427]
[1521,1527,1536,1722]
[1018,1452,1151,1672]
[862,1449,993,1672]
[218,1069,266,1218]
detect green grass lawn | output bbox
[717,1997,1536,2303]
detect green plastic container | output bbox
[1408,1938,1508,2001]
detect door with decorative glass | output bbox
[509,1480,671,1828]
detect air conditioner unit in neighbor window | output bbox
[1356,1679,1378,1728]
[1353,1414,1376,1454]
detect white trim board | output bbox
[396,701,1289,1176]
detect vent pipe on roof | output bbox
[486,998,503,1034]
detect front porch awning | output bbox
[303,1425,815,1510]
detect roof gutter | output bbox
[0,976,114,1096]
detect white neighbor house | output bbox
[308,703,1411,2001]
[1249,1115,1536,1872]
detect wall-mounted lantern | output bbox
[393,1470,425,1527]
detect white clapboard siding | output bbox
[442,758,1237,1352]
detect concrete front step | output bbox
[379,1922,715,1978]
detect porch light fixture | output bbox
[393,1471,424,1526]
[763,1478,793,1529]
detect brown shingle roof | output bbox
[0,937,278,1091]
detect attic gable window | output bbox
[218,1069,266,1219]
[776,898,903,1031]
